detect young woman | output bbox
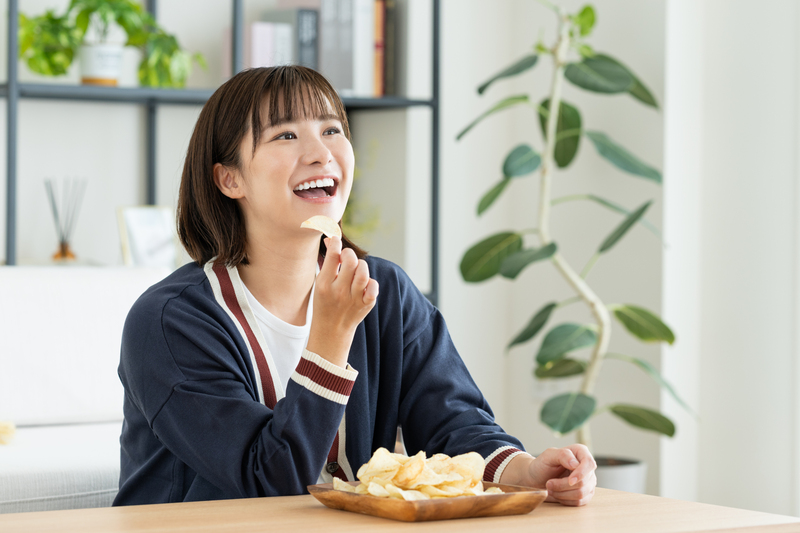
[114,66,596,507]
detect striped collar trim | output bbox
[204,261,284,407]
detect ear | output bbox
[213,163,244,199]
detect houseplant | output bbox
[456,2,688,489]
[19,0,204,87]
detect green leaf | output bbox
[457,95,529,140]
[75,9,91,36]
[609,404,676,437]
[605,353,691,413]
[538,99,582,168]
[592,53,658,108]
[585,131,662,183]
[535,358,587,378]
[499,242,557,279]
[541,393,596,435]
[608,304,675,344]
[477,179,510,215]
[536,323,597,365]
[598,200,651,253]
[577,43,595,58]
[628,78,659,108]
[503,144,541,177]
[574,5,596,37]
[477,54,538,95]
[564,55,633,94]
[460,232,523,282]
[552,194,662,240]
[508,302,557,349]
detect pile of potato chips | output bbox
[333,447,503,501]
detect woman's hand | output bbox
[500,445,596,506]
[306,236,379,367]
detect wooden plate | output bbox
[307,482,547,522]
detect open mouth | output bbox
[293,177,338,199]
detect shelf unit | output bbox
[3,0,440,304]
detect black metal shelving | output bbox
[3,0,440,305]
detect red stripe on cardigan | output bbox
[296,356,355,397]
[483,448,519,482]
[213,265,277,409]
[327,432,347,481]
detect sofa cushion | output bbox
[0,422,122,513]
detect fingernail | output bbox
[569,459,579,468]
[546,481,554,490]
[569,477,577,486]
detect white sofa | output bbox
[0,266,170,513]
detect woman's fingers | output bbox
[320,237,342,281]
[319,240,378,317]
[363,279,379,306]
[351,260,370,298]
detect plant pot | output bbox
[79,44,124,86]
[595,457,647,493]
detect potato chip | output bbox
[383,483,405,499]
[300,215,342,238]
[339,448,506,499]
[356,447,404,484]
[332,477,355,493]
[0,421,15,445]
[367,481,391,498]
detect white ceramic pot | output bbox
[595,457,647,493]
[79,44,124,86]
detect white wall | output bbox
[662,0,800,516]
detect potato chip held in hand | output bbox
[300,215,342,238]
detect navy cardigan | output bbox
[114,256,524,505]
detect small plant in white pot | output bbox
[456,1,689,492]
[19,0,204,87]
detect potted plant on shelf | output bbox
[456,2,689,492]
[19,0,204,87]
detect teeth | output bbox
[294,178,335,191]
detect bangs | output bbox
[248,66,350,152]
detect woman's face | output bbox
[231,101,354,244]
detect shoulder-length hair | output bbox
[177,65,367,267]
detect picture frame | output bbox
[117,206,179,268]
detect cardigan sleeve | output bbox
[119,290,356,498]
[393,272,526,482]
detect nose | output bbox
[301,134,333,166]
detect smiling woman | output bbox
[113,65,596,508]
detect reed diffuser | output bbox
[44,178,87,262]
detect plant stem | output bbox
[537,9,612,451]
[580,253,600,279]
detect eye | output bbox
[323,126,341,136]
[273,131,297,141]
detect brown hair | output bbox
[177,66,367,267]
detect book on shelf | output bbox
[222,22,293,78]
[319,0,377,98]
[223,0,395,98]
[262,8,320,70]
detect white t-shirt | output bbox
[241,282,314,392]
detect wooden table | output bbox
[0,488,798,533]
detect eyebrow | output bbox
[266,114,343,130]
